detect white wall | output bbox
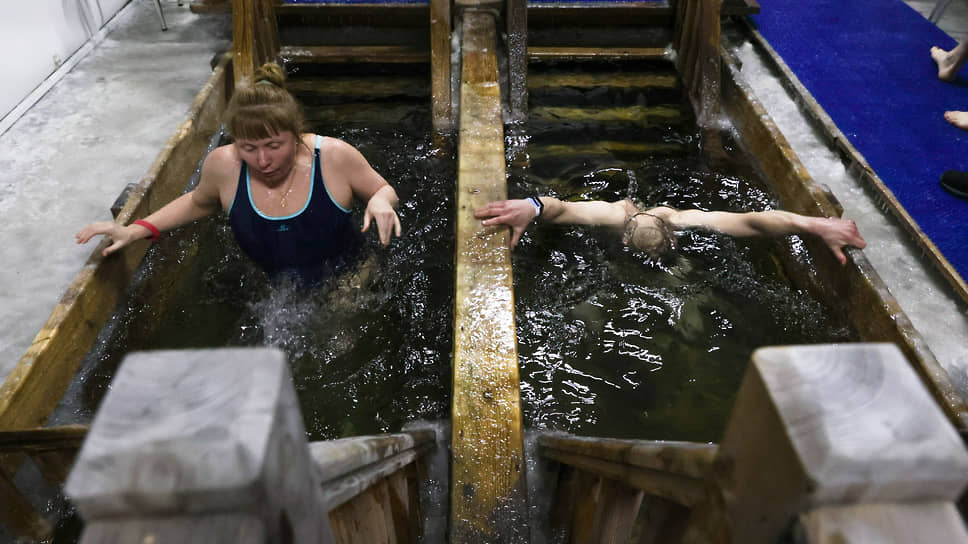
[0,0,131,120]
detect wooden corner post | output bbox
[714,343,968,543]
[451,6,528,542]
[675,0,723,125]
[232,0,280,88]
[431,0,453,132]
[65,348,335,543]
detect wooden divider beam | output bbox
[451,9,527,542]
[716,344,968,543]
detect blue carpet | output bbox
[752,0,968,280]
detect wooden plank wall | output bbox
[450,9,527,542]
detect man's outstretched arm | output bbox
[474,197,628,247]
[664,209,867,265]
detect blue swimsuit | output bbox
[229,135,360,285]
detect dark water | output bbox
[509,59,855,442]
[52,63,455,443]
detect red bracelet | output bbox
[133,219,161,241]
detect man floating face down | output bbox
[474,197,866,265]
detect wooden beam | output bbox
[451,9,527,542]
[0,425,87,453]
[538,434,717,481]
[280,44,429,64]
[528,46,668,62]
[527,72,678,90]
[541,448,707,508]
[507,0,527,122]
[0,466,50,541]
[430,0,452,131]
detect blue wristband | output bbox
[527,196,544,217]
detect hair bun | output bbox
[253,63,286,88]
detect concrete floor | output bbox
[0,0,966,405]
[0,0,230,379]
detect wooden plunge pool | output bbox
[5,1,967,540]
[51,56,854,447]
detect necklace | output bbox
[268,154,303,208]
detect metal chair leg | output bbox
[929,0,954,23]
[154,0,169,31]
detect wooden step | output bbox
[528,71,678,91]
[287,76,429,100]
[528,140,686,159]
[531,105,682,124]
[303,101,426,124]
[528,46,669,62]
[280,45,429,64]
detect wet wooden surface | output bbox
[279,44,429,64]
[451,10,527,543]
[430,0,452,130]
[718,344,968,543]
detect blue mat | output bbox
[752,0,968,281]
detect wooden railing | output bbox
[63,348,437,543]
[540,344,968,543]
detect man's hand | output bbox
[812,217,866,265]
[474,199,538,248]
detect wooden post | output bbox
[715,344,968,543]
[675,0,722,126]
[232,0,279,88]
[799,502,968,543]
[451,8,527,542]
[506,0,527,122]
[430,0,452,132]
[64,348,335,543]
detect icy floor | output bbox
[0,0,229,379]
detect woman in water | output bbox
[475,197,866,265]
[77,63,401,285]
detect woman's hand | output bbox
[362,185,402,246]
[473,199,537,248]
[75,221,150,256]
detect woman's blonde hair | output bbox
[225,63,308,141]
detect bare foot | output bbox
[944,111,968,130]
[932,46,964,82]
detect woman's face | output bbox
[235,131,298,184]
